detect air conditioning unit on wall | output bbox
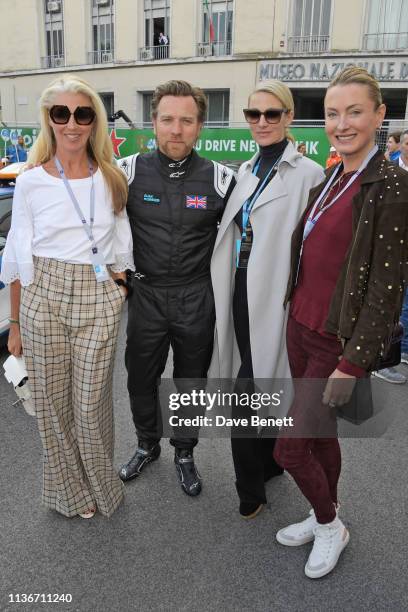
[47,1,61,12]
[197,43,211,57]
[140,48,154,60]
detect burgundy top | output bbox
[290,173,366,377]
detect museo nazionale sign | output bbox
[259,57,408,82]
[1,126,331,167]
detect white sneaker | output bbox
[276,509,317,546]
[305,517,350,579]
[276,505,341,547]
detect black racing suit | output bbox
[119,149,235,450]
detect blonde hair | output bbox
[28,74,128,213]
[327,66,383,109]
[249,81,295,142]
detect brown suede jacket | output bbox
[284,151,408,371]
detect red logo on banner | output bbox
[110,129,126,157]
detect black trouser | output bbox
[231,268,282,505]
[125,278,215,451]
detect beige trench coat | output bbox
[209,141,325,380]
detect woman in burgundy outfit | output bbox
[274,67,408,579]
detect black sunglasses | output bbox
[243,108,288,124]
[49,105,96,126]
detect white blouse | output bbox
[0,166,135,286]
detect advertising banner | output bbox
[108,127,330,167]
[1,126,330,167]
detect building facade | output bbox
[0,0,407,127]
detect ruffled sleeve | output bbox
[110,207,135,272]
[0,177,34,286]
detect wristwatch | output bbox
[114,278,133,299]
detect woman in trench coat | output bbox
[210,81,324,518]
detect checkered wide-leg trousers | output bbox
[20,257,125,518]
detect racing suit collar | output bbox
[157,149,194,179]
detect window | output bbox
[201,0,233,56]
[90,0,115,64]
[43,0,65,68]
[100,92,114,120]
[289,0,332,53]
[204,90,230,126]
[142,0,170,60]
[364,0,408,50]
[142,92,154,126]
[141,90,229,127]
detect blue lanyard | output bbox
[241,154,282,239]
[54,156,97,252]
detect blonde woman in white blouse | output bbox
[0,75,134,519]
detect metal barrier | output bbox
[290,120,408,153]
[362,32,408,52]
[287,35,330,54]
[41,55,65,69]
[139,45,169,61]
[196,41,232,57]
[87,50,114,64]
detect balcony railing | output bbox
[287,35,330,54]
[41,55,65,69]
[363,32,408,52]
[197,40,232,57]
[139,45,169,61]
[87,50,114,64]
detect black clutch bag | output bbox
[337,323,404,425]
[337,376,373,425]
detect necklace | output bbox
[318,171,355,211]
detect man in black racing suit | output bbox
[118,80,235,496]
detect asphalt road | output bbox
[0,308,407,612]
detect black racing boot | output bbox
[174,449,202,497]
[119,442,161,482]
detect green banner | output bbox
[0,127,39,159]
[109,127,330,167]
[1,126,330,168]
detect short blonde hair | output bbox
[28,74,128,213]
[249,81,295,142]
[327,66,383,109]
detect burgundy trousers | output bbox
[274,316,343,524]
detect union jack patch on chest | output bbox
[185,195,207,209]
